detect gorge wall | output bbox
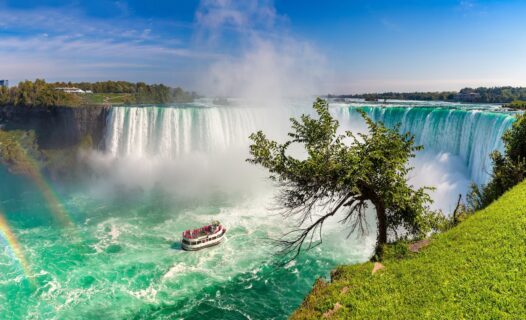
[0,105,110,149]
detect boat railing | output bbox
[182,224,222,240]
[182,227,225,245]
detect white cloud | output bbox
[195,0,279,33]
[0,1,328,95]
[194,0,329,101]
[0,4,212,86]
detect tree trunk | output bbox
[373,202,387,261]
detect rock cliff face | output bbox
[0,105,110,149]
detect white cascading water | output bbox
[104,106,265,158]
[104,103,515,185]
[333,106,515,185]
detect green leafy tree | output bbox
[335,86,526,103]
[0,87,9,105]
[0,79,193,107]
[248,98,435,260]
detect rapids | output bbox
[0,99,516,319]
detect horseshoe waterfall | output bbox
[0,101,516,319]
[105,103,515,185]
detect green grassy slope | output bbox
[292,180,526,319]
[80,93,133,105]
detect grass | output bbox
[80,93,133,105]
[292,180,526,319]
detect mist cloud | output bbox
[193,0,329,102]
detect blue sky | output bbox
[1,0,525,93]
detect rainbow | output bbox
[0,211,35,287]
[9,141,74,228]
[26,165,74,228]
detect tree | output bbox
[0,80,192,108]
[248,98,435,260]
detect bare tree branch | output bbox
[277,193,352,264]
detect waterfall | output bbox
[104,106,263,158]
[333,106,515,185]
[104,104,515,185]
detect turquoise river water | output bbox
[0,99,516,319]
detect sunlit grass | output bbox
[292,180,526,319]
[81,93,133,105]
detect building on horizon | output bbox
[0,80,9,88]
[55,87,92,94]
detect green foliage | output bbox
[503,100,526,110]
[333,91,457,102]
[0,79,198,108]
[0,79,81,107]
[503,114,526,160]
[0,129,95,180]
[382,241,411,260]
[80,93,133,104]
[0,130,42,175]
[458,87,526,103]
[469,113,526,210]
[292,180,526,319]
[54,80,198,104]
[331,86,526,103]
[419,208,454,233]
[248,98,435,259]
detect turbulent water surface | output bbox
[0,99,516,319]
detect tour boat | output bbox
[181,221,226,251]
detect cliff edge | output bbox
[0,105,110,149]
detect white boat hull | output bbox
[182,228,226,251]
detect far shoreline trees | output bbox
[0,79,198,107]
[0,79,81,107]
[330,86,526,104]
[248,98,439,260]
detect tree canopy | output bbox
[52,81,198,103]
[0,79,81,107]
[503,100,526,110]
[248,98,435,260]
[0,79,198,107]
[331,86,526,103]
